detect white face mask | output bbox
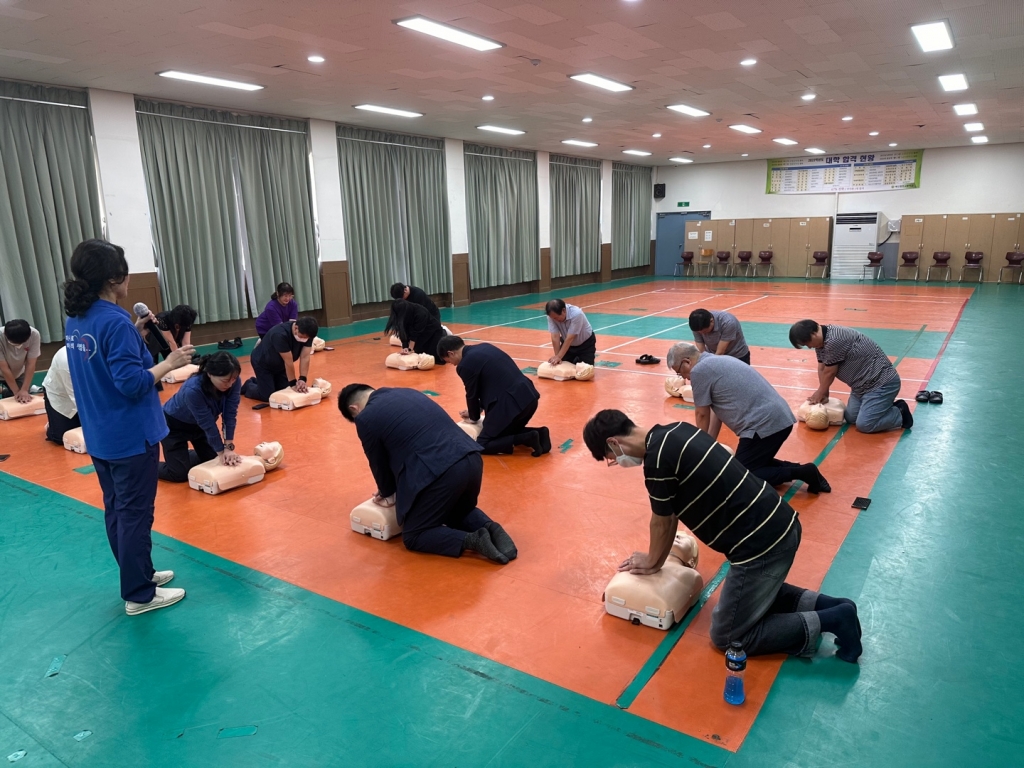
[609,442,643,469]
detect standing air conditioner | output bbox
[830,212,889,280]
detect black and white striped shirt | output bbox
[644,422,797,565]
[817,324,899,397]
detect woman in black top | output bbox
[385,300,445,363]
[144,304,197,363]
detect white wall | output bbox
[600,160,613,244]
[654,143,1024,222]
[308,118,347,262]
[537,151,550,250]
[444,138,469,256]
[87,89,155,273]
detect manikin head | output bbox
[292,316,319,344]
[437,335,466,366]
[789,319,824,349]
[583,409,647,468]
[688,308,714,334]
[666,342,701,379]
[544,298,567,323]
[338,383,375,422]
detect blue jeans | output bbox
[92,443,160,603]
[846,375,903,433]
[710,520,821,657]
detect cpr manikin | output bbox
[350,495,401,541]
[269,378,333,410]
[310,336,326,353]
[161,364,199,383]
[0,394,46,420]
[389,335,402,347]
[63,426,87,454]
[385,352,436,371]
[536,361,595,381]
[664,376,694,402]
[604,531,704,630]
[797,397,845,428]
[456,415,484,439]
[187,441,285,495]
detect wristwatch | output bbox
[223,442,235,451]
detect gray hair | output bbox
[666,342,700,372]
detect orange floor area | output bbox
[0,280,970,750]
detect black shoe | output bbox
[636,354,661,365]
[806,464,832,494]
[915,390,931,403]
[537,426,552,455]
[894,399,913,429]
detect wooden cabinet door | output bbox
[734,219,754,255]
[719,220,737,256]
[901,216,925,252]
[807,217,832,255]
[684,221,702,255]
[787,218,812,277]
[989,213,1023,282]
[943,214,972,275]
[921,215,948,271]
[752,219,773,263]
[966,214,995,281]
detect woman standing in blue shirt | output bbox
[254,282,298,339]
[159,352,242,482]
[64,239,195,616]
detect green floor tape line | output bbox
[421,390,439,396]
[73,464,95,475]
[672,403,695,410]
[521,366,538,375]
[615,562,731,710]
[595,360,621,368]
[893,323,928,367]
[217,726,258,739]
[559,439,574,453]
[44,655,66,678]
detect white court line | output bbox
[659,287,961,305]
[591,294,724,334]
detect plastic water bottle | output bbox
[724,642,746,705]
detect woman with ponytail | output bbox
[159,352,242,482]
[254,282,297,339]
[64,239,196,616]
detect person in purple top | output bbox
[255,282,298,339]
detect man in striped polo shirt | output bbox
[790,320,911,433]
[583,410,862,661]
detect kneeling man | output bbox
[583,409,861,661]
[438,335,550,457]
[667,343,829,493]
[339,384,516,564]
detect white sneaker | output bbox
[153,570,174,586]
[125,586,185,615]
[29,384,43,394]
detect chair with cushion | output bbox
[752,250,775,278]
[861,251,884,281]
[926,251,952,282]
[673,251,696,277]
[998,252,1024,284]
[734,251,754,277]
[895,251,920,282]
[712,250,733,277]
[697,248,716,276]
[959,251,984,283]
[805,251,829,279]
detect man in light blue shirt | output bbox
[545,299,596,365]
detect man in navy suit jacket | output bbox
[438,336,550,457]
[338,385,516,563]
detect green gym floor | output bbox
[2,276,1022,767]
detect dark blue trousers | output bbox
[402,453,491,557]
[92,443,160,603]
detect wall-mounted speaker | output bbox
[653,183,666,200]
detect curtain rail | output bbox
[550,161,601,168]
[135,110,307,134]
[465,152,534,162]
[337,135,442,151]
[0,95,87,109]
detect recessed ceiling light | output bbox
[805,147,826,154]
[971,135,988,143]
[842,116,854,121]
[307,55,325,64]
[158,71,263,91]
[477,125,525,135]
[773,138,798,145]
[939,73,968,91]
[740,58,757,66]
[801,93,816,101]
[667,104,711,117]
[889,143,898,147]
[623,149,652,156]
[741,153,749,157]
[395,17,503,51]
[702,144,711,148]
[954,103,978,116]
[911,21,954,52]
[481,95,494,101]
[562,139,598,147]
[869,131,880,136]
[729,124,761,134]
[964,122,984,131]
[582,117,593,123]
[652,133,661,138]
[669,157,694,163]
[570,73,633,92]
[355,104,423,118]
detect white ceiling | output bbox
[1,0,1022,165]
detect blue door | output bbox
[654,211,711,276]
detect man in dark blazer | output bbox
[338,384,516,563]
[438,335,551,457]
[390,283,441,322]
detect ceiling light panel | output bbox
[805,148,826,154]
[669,157,693,163]
[964,122,984,131]
[801,93,816,101]
[355,104,422,117]
[667,104,710,117]
[971,136,988,143]
[570,73,633,92]
[740,58,757,66]
[911,21,954,52]
[729,124,761,134]
[773,138,798,145]
[477,125,524,135]
[158,71,263,91]
[395,17,503,51]
[562,139,598,147]
[939,74,968,91]
[307,55,325,63]
[623,149,651,156]
[954,103,978,116]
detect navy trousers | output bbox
[560,333,597,365]
[43,392,81,444]
[92,443,160,603]
[477,398,539,455]
[242,363,289,402]
[402,453,492,557]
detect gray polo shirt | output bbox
[693,310,749,359]
[690,352,795,439]
[546,304,593,344]
[0,326,41,380]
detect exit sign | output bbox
[677,201,690,208]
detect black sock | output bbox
[794,464,828,493]
[461,529,508,564]
[484,521,518,560]
[537,426,551,455]
[817,603,862,663]
[815,593,856,616]
[514,430,543,457]
[894,399,913,429]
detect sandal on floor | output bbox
[636,354,661,365]
[915,390,931,402]
[928,391,943,404]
